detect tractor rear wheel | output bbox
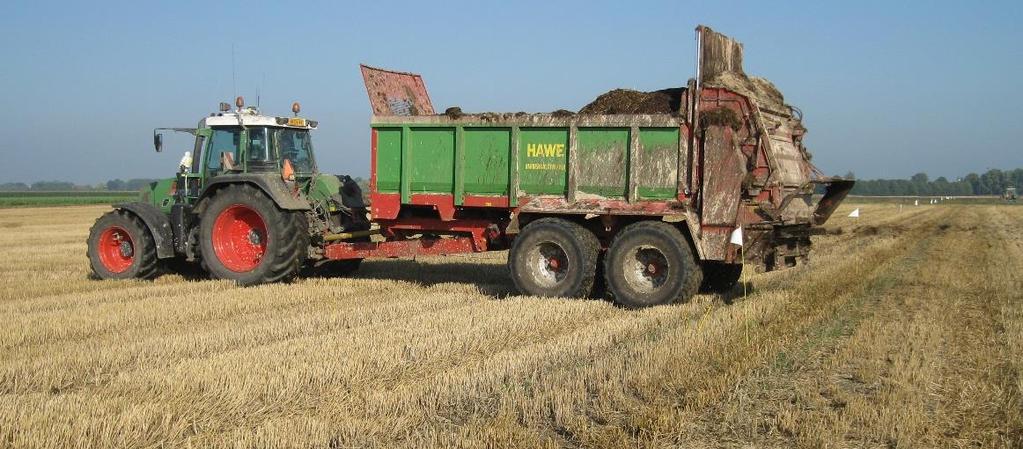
[508,218,600,298]
[199,184,307,285]
[87,210,159,280]
[604,221,702,308]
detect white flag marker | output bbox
[729,226,743,246]
[848,208,860,218]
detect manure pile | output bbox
[578,88,685,115]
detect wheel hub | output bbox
[96,226,135,273]
[529,242,569,288]
[119,240,134,258]
[211,204,269,273]
[247,229,263,246]
[623,246,669,293]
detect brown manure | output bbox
[579,88,686,115]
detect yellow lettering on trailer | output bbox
[525,143,566,159]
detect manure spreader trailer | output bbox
[87,26,852,308]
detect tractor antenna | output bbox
[231,43,237,99]
[257,72,264,109]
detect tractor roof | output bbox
[202,107,317,129]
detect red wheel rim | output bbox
[97,226,134,273]
[212,204,268,272]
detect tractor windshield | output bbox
[271,128,316,173]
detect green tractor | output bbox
[86,98,369,284]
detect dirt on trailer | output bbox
[707,73,787,112]
[442,107,574,119]
[578,88,686,115]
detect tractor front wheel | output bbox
[199,184,307,285]
[87,210,159,280]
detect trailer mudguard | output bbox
[114,201,176,259]
[200,174,311,211]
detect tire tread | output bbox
[604,220,702,308]
[87,209,159,280]
[508,217,600,298]
[200,184,308,285]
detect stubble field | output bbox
[0,203,1021,448]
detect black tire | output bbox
[604,221,703,308]
[87,210,159,280]
[700,262,742,293]
[508,218,600,298]
[199,184,308,286]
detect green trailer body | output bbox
[371,115,686,210]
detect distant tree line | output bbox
[1,177,365,192]
[102,179,160,191]
[3,169,1019,196]
[0,179,158,192]
[849,168,1023,196]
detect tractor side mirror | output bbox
[154,133,163,152]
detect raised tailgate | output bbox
[360,65,435,116]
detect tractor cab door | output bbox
[180,127,242,202]
[180,129,209,201]
[204,128,243,178]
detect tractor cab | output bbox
[150,97,320,210]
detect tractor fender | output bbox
[198,174,311,212]
[114,202,176,259]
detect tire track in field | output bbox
[678,206,1020,448]
[405,207,954,449]
[742,206,939,293]
[550,210,952,448]
[184,301,710,448]
[0,204,959,448]
[193,210,946,448]
[685,217,943,447]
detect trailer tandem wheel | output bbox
[508,218,600,299]
[604,221,703,308]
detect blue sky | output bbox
[1,0,1020,184]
